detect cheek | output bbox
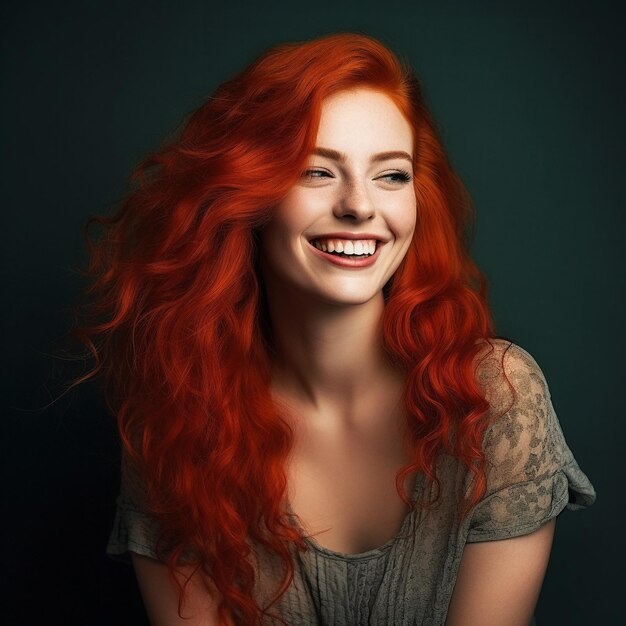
[260,203,308,267]
[265,192,326,253]
[270,192,312,235]
[389,197,417,240]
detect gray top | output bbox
[107,340,596,625]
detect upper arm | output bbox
[445,517,556,626]
[131,552,222,626]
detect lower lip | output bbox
[307,241,381,268]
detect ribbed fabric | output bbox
[107,341,596,625]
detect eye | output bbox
[301,168,333,180]
[377,170,413,185]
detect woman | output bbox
[71,32,596,625]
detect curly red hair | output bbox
[69,32,509,625]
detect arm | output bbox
[445,517,556,626]
[132,552,222,626]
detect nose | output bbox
[333,179,375,222]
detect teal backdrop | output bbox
[3,1,622,624]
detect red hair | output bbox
[69,32,509,625]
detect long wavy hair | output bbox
[69,32,512,625]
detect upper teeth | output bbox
[313,238,377,255]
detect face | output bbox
[259,87,417,306]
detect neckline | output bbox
[286,472,424,561]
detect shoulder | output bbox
[471,339,565,478]
[473,338,550,414]
[472,339,560,466]
[473,337,545,378]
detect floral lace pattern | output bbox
[466,341,596,542]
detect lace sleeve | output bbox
[106,450,163,563]
[466,342,596,543]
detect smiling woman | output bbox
[68,32,596,626]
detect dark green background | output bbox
[2,1,622,624]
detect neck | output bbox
[263,283,404,424]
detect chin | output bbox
[315,289,383,307]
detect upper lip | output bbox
[308,232,389,243]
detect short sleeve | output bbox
[466,341,596,543]
[106,450,163,563]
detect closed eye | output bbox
[377,170,412,184]
[301,168,333,180]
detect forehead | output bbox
[315,88,413,154]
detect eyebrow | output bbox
[312,146,413,164]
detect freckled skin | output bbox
[259,88,417,307]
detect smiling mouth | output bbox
[308,238,379,258]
